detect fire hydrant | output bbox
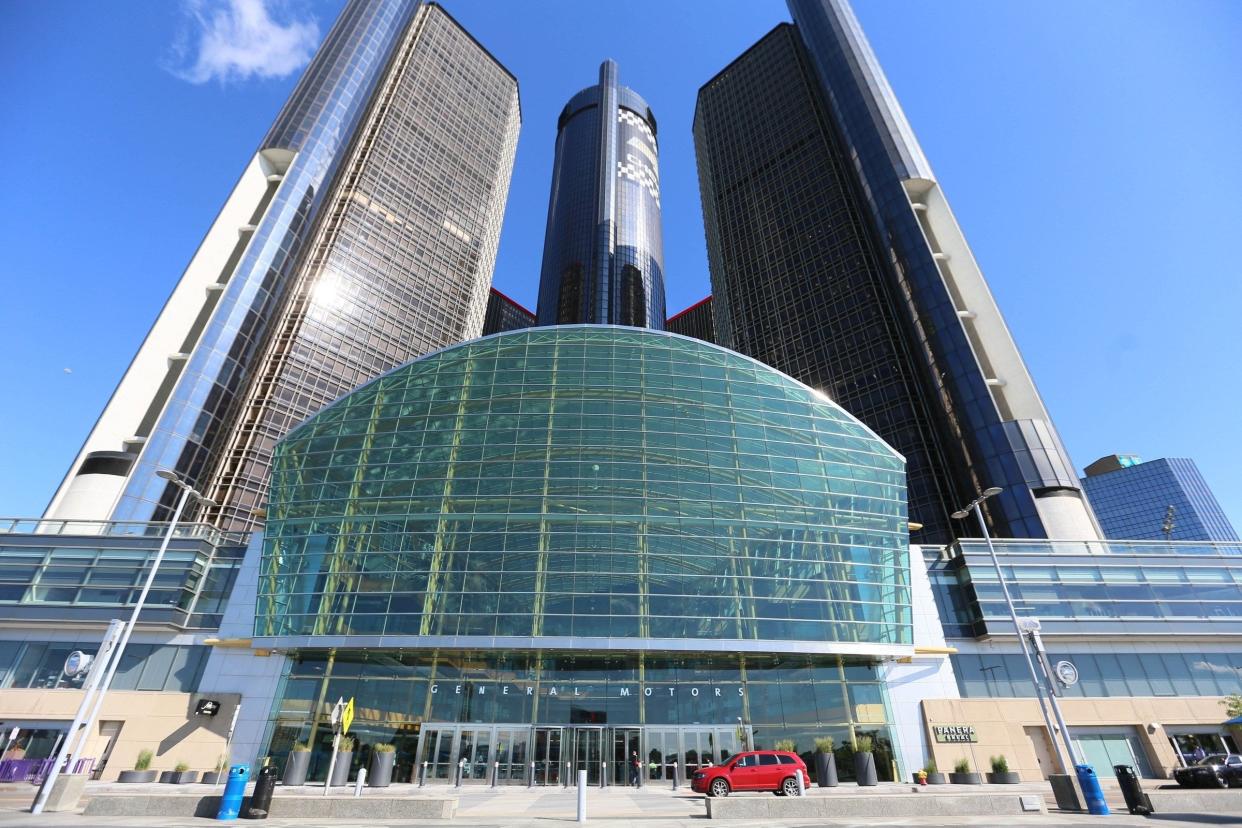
[917,770,928,786]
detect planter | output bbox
[201,771,223,785]
[987,771,1021,784]
[853,752,878,787]
[329,752,353,787]
[167,771,198,785]
[117,770,157,783]
[926,772,947,785]
[369,751,394,787]
[949,772,983,785]
[283,751,310,786]
[814,752,838,787]
[158,771,174,784]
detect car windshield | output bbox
[1199,754,1228,765]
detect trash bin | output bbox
[1113,764,1153,815]
[1074,764,1110,816]
[216,765,249,821]
[245,766,277,820]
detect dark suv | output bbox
[691,750,809,797]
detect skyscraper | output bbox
[45,1,520,532]
[482,287,536,335]
[694,3,1099,543]
[535,61,665,328]
[1081,455,1239,542]
[665,296,715,345]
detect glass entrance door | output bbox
[494,727,529,783]
[612,727,640,785]
[572,727,604,784]
[533,727,563,785]
[415,726,456,780]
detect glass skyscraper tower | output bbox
[694,0,1100,543]
[45,1,521,532]
[535,61,666,328]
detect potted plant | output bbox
[118,749,157,783]
[949,757,982,785]
[923,758,946,785]
[369,743,396,787]
[774,738,796,752]
[167,761,198,785]
[987,755,1020,784]
[202,755,228,785]
[329,737,355,787]
[813,737,838,787]
[283,743,311,786]
[853,736,877,787]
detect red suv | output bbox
[691,750,809,797]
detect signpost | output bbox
[322,697,355,796]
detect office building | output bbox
[665,296,714,344]
[694,2,1099,544]
[247,326,923,784]
[535,62,666,328]
[44,1,521,533]
[482,287,536,336]
[1082,455,1239,542]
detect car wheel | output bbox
[709,778,730,798]
[1215,772,1228,788]
[781,776,801,797]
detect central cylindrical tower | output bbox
[536,60,666,328]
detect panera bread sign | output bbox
[932,725,976,743]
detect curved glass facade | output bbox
[535,62,666,328]
[258,326,909,650]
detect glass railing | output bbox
[0,517,250,547]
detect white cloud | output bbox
[169,0,320,84]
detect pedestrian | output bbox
[1192,744,1207,763]
[630,751,640,786]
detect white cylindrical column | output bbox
[577,769,587,823]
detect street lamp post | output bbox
[951,488,1077,776]
[32,470,214,814]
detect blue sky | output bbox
[1,0,1239,532]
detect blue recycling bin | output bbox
[1074,764,1110,816]
[216,765,249,821]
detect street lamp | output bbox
[33,470,215,814]
[951,487,1078,776]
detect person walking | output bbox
[629,752,641,787]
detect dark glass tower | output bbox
[695,2,1100,543]
[1082,455,1239,542]
[535,61,666,328]
[46,1,521,531]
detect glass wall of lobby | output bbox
[261,650,900,784]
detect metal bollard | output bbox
[576,769,587,823]
[528,760,535,788]
[563,761,570,788]
[455,758,465,789]
[419,761,427,788]
[491,761,499,788]
[671,764,679,791]
[354,768,367,797]
[795,768,805,796]
[600,761,606,789]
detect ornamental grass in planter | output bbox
[202,755,228,785]
[118,749,157,783]
[329,737,355,787]
[167,761,198,785]
[987,754,1020,784]
[949,757,982,785]
[282,743,311,786]
[369,743,396,787]
[853,736,878,787]
[813,737,838,787]
[923,758,946,785]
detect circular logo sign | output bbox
[1054,660,1079,687]
[63,651,92,678]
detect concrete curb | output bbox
[82,794,457,819]
[705,791,1046,819]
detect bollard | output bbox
[576,769,587,823]
[795,768,805,796]
[215,765,249,821]
[671,764,679,791]
[528,761,535,788]
[455,758,465,789]
[491,761,499,788]
[353,768,366,797]
[418,761,427,788]
[600,761,606,789]
[564,761,571,788]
